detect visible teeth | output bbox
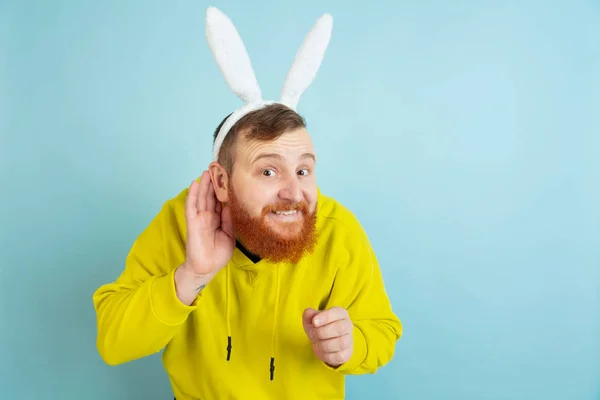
[274,210,297,215]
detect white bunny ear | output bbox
[280,13,333,109]
[206,7,262,103]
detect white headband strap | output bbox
[205,6,333,162]
[212,100,274,161]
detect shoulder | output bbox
[151,182,192,238]
[315,189,373,263]
[317,192,363,233]
[164,183,190,214]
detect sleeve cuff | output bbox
[149,268,198,326]
[324,324,368,374]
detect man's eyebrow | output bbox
[251,152,316,163]
[251,153,282,164]
[301,153,316,162]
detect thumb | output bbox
[302,308,320,337]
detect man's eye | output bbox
[298,169,309,176]
[262,169,275,177]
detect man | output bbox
[93,104,402,399]
[93,7,402,400]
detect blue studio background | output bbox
[1,0,599,399]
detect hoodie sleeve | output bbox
[92,201,198,366]
[323,222,403,375]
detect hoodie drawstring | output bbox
[226,265,232,362]
[270,264,281,381]
[224,263,282,381]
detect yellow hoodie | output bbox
[93,183,402,400]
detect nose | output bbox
[278,173,303,203]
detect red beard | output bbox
[228,186,317,264]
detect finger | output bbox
[313,319,352,341]
[197,171,210,212]
[317,333,352,354]
[215,200,222,215]
[185,180,200,219]
[206,178,216,212]
[313,306,348,327]
[219,204,234,238]
[321,348,353,367]
[302,308,319,335]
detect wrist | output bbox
[174,264,215,306]
[181,262,215,284]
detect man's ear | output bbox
[208,161,230,203]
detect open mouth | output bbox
[269,210,303,222]
[272,210,299,216]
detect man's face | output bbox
[226,127,318,263]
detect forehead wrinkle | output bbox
[237,131,316,167]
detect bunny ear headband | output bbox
[205,6,333,161]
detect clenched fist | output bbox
[302,307,354,368]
